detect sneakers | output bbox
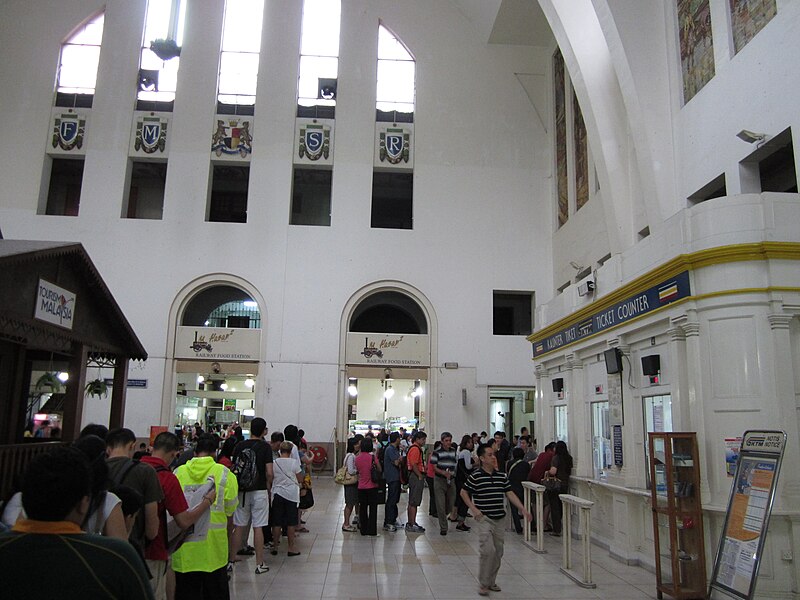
[456,523,471,532]
[226,562,234,573]
[255,563,269,574]
[383,524,397,532]
[405,523,425,533]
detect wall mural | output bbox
[554,48,568,227]
[677,0,715,103]
[730,0,777,54]
[573,91,589,211]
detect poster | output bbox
[710,430,785,600]
[725,437,743,477]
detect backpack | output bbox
[232,443,260,491]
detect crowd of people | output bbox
[0,418,315,600]
[0,421,573,598]
[339,427,573,596]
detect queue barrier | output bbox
[521,481,547,553]
[558,494,596,589]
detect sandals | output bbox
[341,525,356,532]
[296,526,310,533]
[488,584,502,591]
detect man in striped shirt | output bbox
[461,444,532,596]
[431,431,458,535]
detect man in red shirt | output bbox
[141,432,215,600]
[528,442,555,532]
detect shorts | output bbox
[408,473,425,507]
[271,494,299,528]
[233,489,269,527]
[344,483,358,506]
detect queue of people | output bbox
[0,417,315,600]
[337,427,572,597]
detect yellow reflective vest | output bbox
[172,456,238,573]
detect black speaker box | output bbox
[552,378,564,393]
[641,355,661,376]
[604,348,622,374]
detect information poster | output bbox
[710,431,785,600]
[725,437,743,478]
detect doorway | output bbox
[488,387,536,442]
[345,367,427,435]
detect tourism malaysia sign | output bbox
[34,279,76,330]
[531,271,690,357]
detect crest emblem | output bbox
[134,117,167,153]
[379,128,410,164]
[52,113,86,151]
[211,119,253,157]
[298,124,330,161]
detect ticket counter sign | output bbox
[709,430,786,600]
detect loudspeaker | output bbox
[604,348,623,374]
[641,355,661,376]
[552,378,564,393]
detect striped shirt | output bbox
[431,446,458,475]
[463,468,511,520]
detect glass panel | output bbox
[554,405,568,444]
[376,60,416,104]
[591,401,610,480]
[221,0,264,53]
[644,394,673,487]
[298,55,339,106]
[300,0,341,57]
[378,25,413,60]
[652,436,669,510]
[656,512,674,587]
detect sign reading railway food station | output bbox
[531,271,691,357]
[175,327,261,361]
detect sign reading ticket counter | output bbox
[709,430,786,600]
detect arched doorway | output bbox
[163,276,265,437]
[340,284,436,438]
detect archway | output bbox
[161,275,266,436]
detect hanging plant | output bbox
[85,378,108,399]
[35,372,62,394]
[150,38,181,61]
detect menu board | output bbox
[710,431,785,600]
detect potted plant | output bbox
[35,372,63,394]
[85,378,108,399]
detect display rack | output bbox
[648,432,707,600]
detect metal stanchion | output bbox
[522,481,547,553]
[558,494,596,588]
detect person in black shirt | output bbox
[228,418,273,574]
[461,444,531,596]
[506,447,530,534]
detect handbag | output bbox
[370,456,383,484]
[299,487,314,509]
[542,472,562,491]
[335,465,358,486]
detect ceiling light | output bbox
[244,378,255,388]
[348,377,358,397]
[383,383,395,400]
[242,408,255,417]
[220,382,228,391]
[197,375,205,384]
[56,371,70,383]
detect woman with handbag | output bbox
[545,441,573,537]
[354,438,381,536]
[341,437,360,532]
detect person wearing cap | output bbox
[430,431,458,535]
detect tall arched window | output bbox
[376,24,415,119]
[55,12,105,107]
[217,0,265,115]
[297,0,341,117]
[137,0,186,110]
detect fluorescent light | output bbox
[242,408,255,417]
[243,300,258,308]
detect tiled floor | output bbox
[228,476,659,599]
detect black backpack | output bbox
[233,443,260,491]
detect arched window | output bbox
[55,12,105,107]
[137,0,186,110]
[349,291,427,334]
[217,0,265,115]
[376,24,415,119]
[297,0,341,117]
[181,285,261,329]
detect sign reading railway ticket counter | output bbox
[709,430,786,600]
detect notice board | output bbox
[709,430,786,600]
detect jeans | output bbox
[426,476,437,517]
[384,480,401,526]
[357,487,379,535]
[433,476,456,532]
[509,489,524,533]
